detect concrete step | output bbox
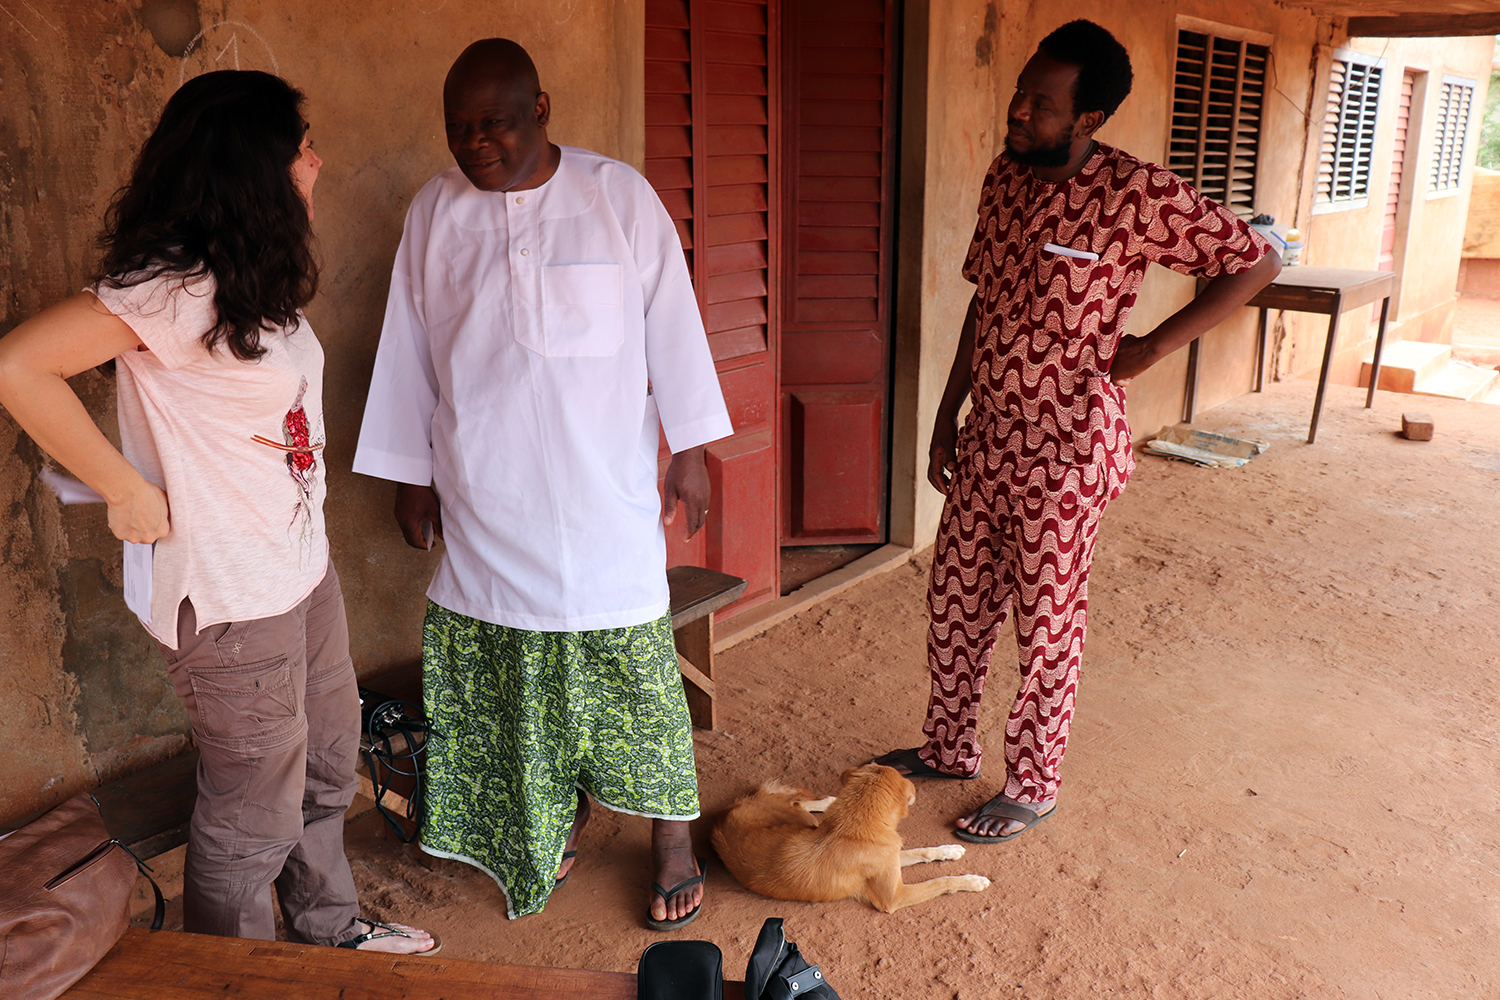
[1360,340,1452,392]
[1413,359,1500,402]
[1453,343,1500,367]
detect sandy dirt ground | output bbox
[133,378,1500,999]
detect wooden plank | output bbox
[708,325,769,362]
[667,565,750,627]
[703,0,768,33]
[705,62,768,96]
[1346,13,1500,37]
[798,200,880,227]
[677,653,717,729]
[645,0,689,28]
[703,240,769,275]
[797,225,880,251]
[644,27,691,60]
[62,928,684,1000]
[705,211,768,245]
[707,269,769,303]
[707,183,769,214]
[1193,34,1213,191]
[707,296,769,333]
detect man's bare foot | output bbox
[557,790,591,882]
[955,794,1056,839]
[343,919,441,955]
[648,819,703,925]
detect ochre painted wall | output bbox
[0,0,642,822]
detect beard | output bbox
[1005,122,1076,167]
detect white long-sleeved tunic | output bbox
[353,146,732,631]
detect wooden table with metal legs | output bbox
[1183,266,1395,443]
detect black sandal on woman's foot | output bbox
[646,856,706,931]
[870,747,978,780]
[336,918,443,955]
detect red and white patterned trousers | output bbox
[918,414,1128,803]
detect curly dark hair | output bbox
[1038,20,1134,122]
[95,70,316,361]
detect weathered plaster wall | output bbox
[892,0,1321,552]
[1299,33,1494,387]
[0,0,640,822]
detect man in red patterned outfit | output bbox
[873,21,1280,841]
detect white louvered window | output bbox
[1316,54,1383,209]
[1167,30,1269,218]
[1430,76,1475,195]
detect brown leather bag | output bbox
[0,792,161,1000]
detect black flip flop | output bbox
[871,747,979,780]
[554,849,578,889]
[953,793,1054,843]
[646,856,706,931]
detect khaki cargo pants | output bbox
[158,560,362,945]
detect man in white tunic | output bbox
[354,39,731,927]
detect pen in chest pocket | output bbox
[1042,242,1100,262]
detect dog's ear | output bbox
[838,766,861,785]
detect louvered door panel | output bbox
[779,0,895,543]
[646,0,781,614]
[646,1,697,268]
[1168,31,1267,217]
[1318,58,1382,205]
[1431,77,1474,193]
[1379,71,1414,271]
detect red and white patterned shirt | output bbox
[962,143,1270,468]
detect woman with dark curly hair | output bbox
[0,70,437,955]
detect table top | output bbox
[1248,265,1395,314]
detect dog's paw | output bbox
[932,844,965,861]
[957,875,990,892]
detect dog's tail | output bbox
[761,779,802,796]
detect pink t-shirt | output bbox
[92,273,329,647]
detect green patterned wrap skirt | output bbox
[420,602,701,918]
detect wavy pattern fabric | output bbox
[918,147,1267,803]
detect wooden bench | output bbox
[61,927,749,999]
[71,565,746,859]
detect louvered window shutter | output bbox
[1168,30,1268,217]
[1316,56,1382,207]
[1430,76,1475,194]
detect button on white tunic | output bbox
[354,147,733,631]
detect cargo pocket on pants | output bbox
[186,655,302,751]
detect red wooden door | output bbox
[778,0,897,544]
[1379,71,1415,272]
[646,0,780,612]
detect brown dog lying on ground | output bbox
[711,763,990,913]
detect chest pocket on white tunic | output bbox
[534,263,625,357]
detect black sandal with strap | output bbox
[646,856,706,931]
[870,747,979,780]
[953,793,1054,843]
[555,850,578,889]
